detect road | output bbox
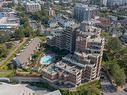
[100,71,116,94]
[100,70,127,95]
[105,84,127,95]
[12,76,42,83]
[0,38,27,66]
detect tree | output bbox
[110,62,126,86]
[107,37,122,52]
[14,28,25,40]
[31,9,49,23]
[0,31,11,43]
[0,45,8,58]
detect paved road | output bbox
[0,38,27,66]
[100,71,127,95]
[12,76,42,83]
[100,71,116,94]
[105,84,127,95]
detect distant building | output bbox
[12,0,19,4]
[24,1,41,13]
[100,0,108,6]
[59,0,72,4]
[107,0,127,6]
[49,7,55,16]
[0,0,3,9]
[48,15,75,28]
[0,11,20,30]
[73,3,98,22]
[122,30,127,43]
[122,0,127,5]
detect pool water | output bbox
[40,55,53,65]
[0,13,4,18]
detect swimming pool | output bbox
[40,55,53,65]
[0,13,4,19]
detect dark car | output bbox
[124,88,127,92]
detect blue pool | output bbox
[40,55,53,65]
[0,13,4,18]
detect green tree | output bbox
[31,9,49,23]
[14,28,25,40]
[0,31,11,43]
[107,37,122,52]
[0,45,8,58]
[110,62,126,86]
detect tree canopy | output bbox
[0,45,8,58]
[31,9,49,23]
[107,37,122,52]
[110,62,126,86]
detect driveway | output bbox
[100,71,116,94]
[100,70,127,95]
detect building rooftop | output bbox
[88,37,104,43]
[25,1,40,5]
[75,3,97,10]
[55,61,81,75]
[42,64,57,75]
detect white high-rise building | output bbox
[100,0,108,6]
[24,1,41,13]
[73,3,97,22]
[12,0,19,4]
[122,0,127,5]
[107,0,127,6]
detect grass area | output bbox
[0,39,28,70]
[0,70,15,77]
[39,35,47,43]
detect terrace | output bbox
[42,64,57,76]
[55,61,81,75]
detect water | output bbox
[40,55,53,65]
[0,13,4,18]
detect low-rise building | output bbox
[0,11,20,30]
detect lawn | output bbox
[0,38,28,69]
[0,70,15,77]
